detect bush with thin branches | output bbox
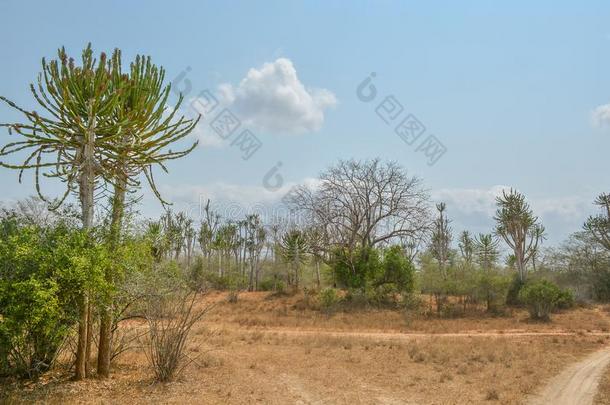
[142,286,211,382]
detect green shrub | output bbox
[475,270,511,312]
[258,278,274,291]
[0,221,107,378]
[187,256,207,291]
[343,288,368,308]
[318,288,340,314]
[259,277,286,293]
[380,246,415,293]
[518,279,563,321]
[366,283,400,307]
[506,275,525,306]
[330,247,381,289]
[556,288,575,310]
[199,271,247,291]
[401,293,424,311]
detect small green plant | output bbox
[555,288,575,310]
[519,279,565,321]
[318,288,340,314]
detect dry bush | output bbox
[485,388,500,401]
[142,289,212,382]
[227,290,239,303]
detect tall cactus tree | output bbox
[1,45,129,380]
[0,45,199,379]
[494,189,545,282]
[584,193,610,251]
[96,52,199,378]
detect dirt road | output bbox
[528,347,610,405]
[242,326,610,340]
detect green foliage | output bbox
[259,277,286,293]
[343,288,369,308]
[555,288,575,310]
[0,45,200,208]
[366,283,401,307]
[592,267,610,302]
[518,279,566,321]
[583,193,610,252]
[330,246,381,290]
[0,220,107,378]
[380,245,415,293]
[318,288,340,314]
[278,229,309,289]
[494,189,545,281]
[190,269,247,291]
[506,275,525,306]
[474,269,510,312]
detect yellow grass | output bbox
[2,292,609,404]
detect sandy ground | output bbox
[529,348,610,405]
[595,361,610,404]
[3,292,610,404]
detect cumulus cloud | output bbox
[218,58,337,134]
[591,103,610,128]
[187,58,337,146]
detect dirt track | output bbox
[244,326,610,340]
[244,326,610,404]
[527,347,610,405]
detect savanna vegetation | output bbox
[1,44,609,404]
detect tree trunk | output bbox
[218,254,221,277]
[85,305,93,377]
[249,260,254,292]
[75,122,95,381]
[98,174,127,378]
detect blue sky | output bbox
[0,0,609,245]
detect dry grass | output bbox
[2,292,609,404]
[207,292,610,334]
[596,363,610,404]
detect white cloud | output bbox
[432,185,510,216]
[218,58,337,134]
[432,185,593,244]
[152,178,320,223]
[186,58,337,147]
[159,182,294,206]
[591,103,610,128]
[191,124,225,147]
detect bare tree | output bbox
[306,225,327,288]
[286,158,430,254]
[399,228,428,262]
[198,200,220,269]
[244,214,266,291]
